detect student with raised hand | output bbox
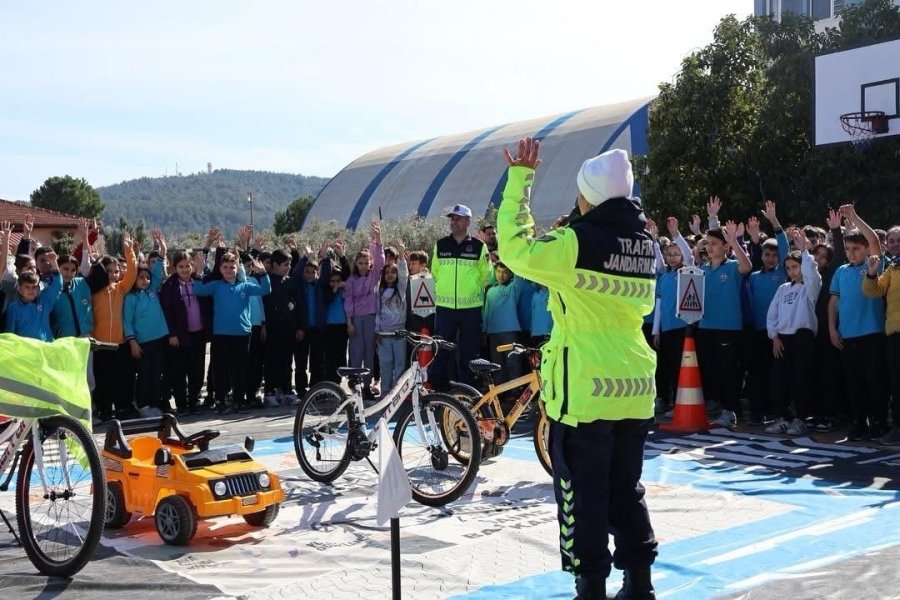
[124,230,170,418]
[195,249,271,415]
[746,202,790,425]
[376,239,409,399]
[862,243,900,445]
[50,219,109,340]
[293,241,331,396]
[159,248,210,415]
[765,229,822,436]
[828,204,888,441]
[92,232,139,421]
[809,209,847,432]
[697,218,752,428]
[344,220,384,400]
[6,249,61,342]
[651,217,695,415]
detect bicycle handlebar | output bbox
[89,339,119,352]
[496,342,541,357]
[376,330,457,351]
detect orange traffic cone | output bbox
[418,326,434,388]
[659,329,711,433]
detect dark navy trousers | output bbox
[550,417,658,577]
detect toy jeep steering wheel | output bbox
[185,429,220,451]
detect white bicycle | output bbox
[0,339,114,576]
[292,329,481,506]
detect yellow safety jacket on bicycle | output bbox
[0,334,92,427]
[498,166,656,426]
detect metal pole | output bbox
[248,193,254,229]
[390,517,401,599]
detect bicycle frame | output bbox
[470,370,543,429]
[0,418,56,494]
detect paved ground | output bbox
[2,404,900,599]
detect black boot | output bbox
[574,573,607,600]
[613,566,656,600]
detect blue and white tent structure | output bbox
[307,96,653,230]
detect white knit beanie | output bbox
[576,149,634,206]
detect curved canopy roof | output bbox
[308,96,653,230]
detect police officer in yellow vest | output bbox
[498,138,658,600]
[429,204,492,389]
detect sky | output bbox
[0,0,750,200]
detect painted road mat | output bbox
[2,427,900,599]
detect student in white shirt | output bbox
[765,229,822,435]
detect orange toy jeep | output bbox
[101,413,285,545]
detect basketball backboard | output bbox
[814,37,900,147]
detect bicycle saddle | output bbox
[338,367,371,378]
[469,359,501,373]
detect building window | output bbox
[781,0,807,15]
[812,0,831,19]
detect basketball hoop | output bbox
[840,111,889,152]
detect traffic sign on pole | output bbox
[410,275,436,317]
[676,266,705,325]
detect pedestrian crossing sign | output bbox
[676,266,705,324]
[410,275,436,317]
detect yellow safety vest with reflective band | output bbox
[430,235,491,309]
[0,334,92,430]
[498,166,656,425]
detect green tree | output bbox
[101,217,149,256]
[636,0,900,229]
[273,195,315,235]
[30,175,105,218]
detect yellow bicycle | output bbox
[448,343,552,476]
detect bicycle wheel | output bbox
[293,382,353,483]
[15,414,106,577]
[533,404,553,477]
[393,393,481,506]
[442,392,503,464]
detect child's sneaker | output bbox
[785,418,809,436]
[714,409,737,429]
[765,417,790,434]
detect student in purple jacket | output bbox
[159,249,212,414]
[343,220,384,399]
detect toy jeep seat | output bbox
[130,436,163,464]
[104,413,220,459]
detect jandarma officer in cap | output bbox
[428,203,492,390]
[497,138,658,600]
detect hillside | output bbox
[97,169,330,234]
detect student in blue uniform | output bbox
[483,262,525,395]
[828,204,888,440]
[697,220,752,428]
[746,202,789,424]
[124,257,170,417]
[6,252,62,342]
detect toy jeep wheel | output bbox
[105,482,132,529]
[243,503,280,527]
[155,495,198,545]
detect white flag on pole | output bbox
[376,417,412,526]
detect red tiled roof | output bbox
[0,199,81,227]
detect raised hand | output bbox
[868,254,880,275]
[205,227,220,246]
[838,204,857,225]
[790,228,806,250]
[760,200,779,226]
[122,232,133,251]
[707,196,722,217]
[76,219,89,242]
[334,240,345,257]
[249,258,266,274]
[826,209,842,230]
[723,220,739,243]
[23,215,34,237]
[645,218,658,241]
[503,137,542,170]
[253,235,266,251]
[238,225,252,247]
[736,222,745,238]
[746,216,761,242]
[319,239,330,259]
[371,219,381,244]
[396,239,407,257]
[689,214,702,235]
[285,236,297,250]
[666,217,680,238]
